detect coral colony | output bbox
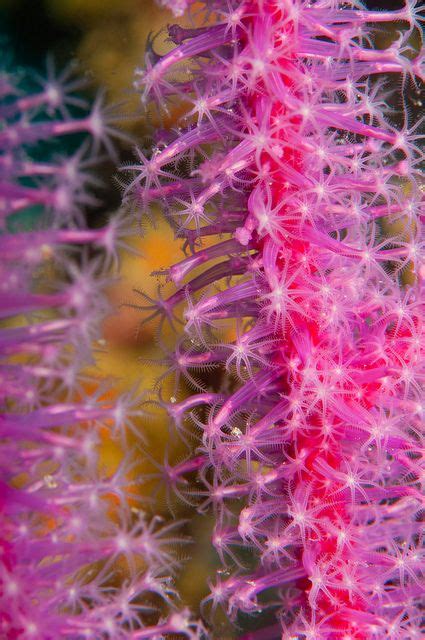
[1,0,424,638]
[0,64,202,637]
[130,0,424,638]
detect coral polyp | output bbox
[0,61,202,639]
[132,1,424,637]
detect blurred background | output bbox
[0,0,222,625]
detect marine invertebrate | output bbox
[0,61,202,639]
[132,0,424,637]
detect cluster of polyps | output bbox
[133,0,424,637]
[0,63,204,639]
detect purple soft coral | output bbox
[0,61,203,639]
[132,0,424,637]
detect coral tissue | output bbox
[134,1,424,638]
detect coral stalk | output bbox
[134,1,424,637]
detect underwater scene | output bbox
[0,1,423,638]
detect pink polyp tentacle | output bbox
[169,238,250,284]
[212,370,280,429]
[138,24,235,85]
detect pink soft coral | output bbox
[0,60,203,640]
[132,1,424,637]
